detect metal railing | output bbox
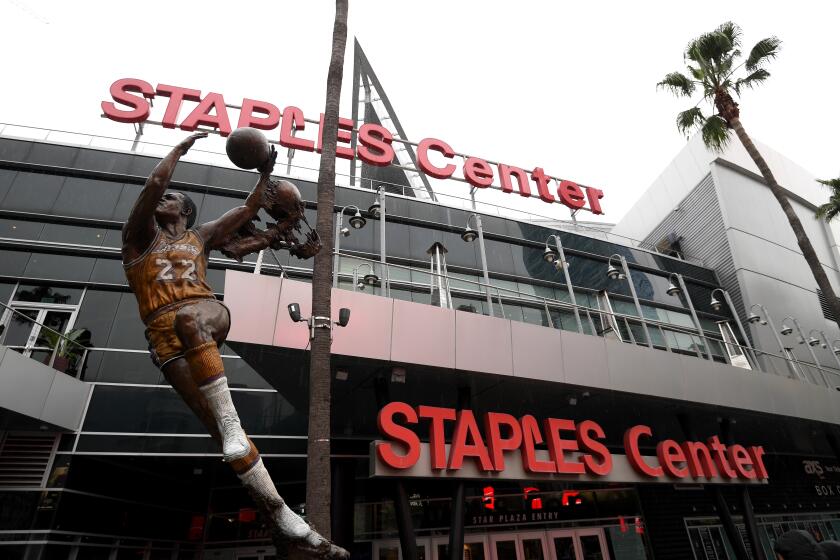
[0,122,705,266]
[0,300,89,378]
[327,252,840,391]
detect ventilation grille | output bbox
[0,433,58,488]
[818,289,837,322]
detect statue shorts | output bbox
[144,298,230,369]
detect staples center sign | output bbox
[101,78,605,214]
[371,403,769,485]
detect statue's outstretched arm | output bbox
[199,146,277,249]
[122,132,207,250]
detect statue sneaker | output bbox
[220,415,250,462]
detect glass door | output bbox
[547,529,609,560]
[432,535,488,560]
[374,538,431,560]
[0,305,76,371]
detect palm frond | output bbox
[815,197,840,222]
[687,65,705,81]
[817,178,840,190]
[687,29,735,65]
[657,72,696,96]
[715,22,742,49]
[733,69,771,94]
[745,37,781,71]
[676,108,705,135]
[701,115,730,152]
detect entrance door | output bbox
[0,305,76,369]
[547,529,609,560]
[373,538,431,560]
[490,532,550,560]
[433,535,489,560]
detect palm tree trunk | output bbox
[306,0,348,538]
[729,116,840,331]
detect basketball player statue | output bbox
[121,132,345,559]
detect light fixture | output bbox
[368,202,381,218]
[336,308,351,327]
[666,280,681,296]
[807,337,820,347]
[553,259,567,271]
[746,312,763,324]
[341,226,350,237]
[288,303,303,323]
[780,324,793,336]
[834,347,840,356]
[363,273,379,286]
[348,210,366,229]
[543,245,559,264]
[606,264,623,280]
[391,366,407,383]
[461,226,478,243]
[710,296,722,311]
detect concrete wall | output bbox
[224,271,840,427]
[0,345,92,431]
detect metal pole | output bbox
[619,255,653,348]
[792,318,828,386]
[552,235,583,334]
[751,304,794,378]
[253,250,265,275]
[740,487,766,560]
[352,267,358,292]
[379,188,390,297]
[332,211,342,288]
[718,289,760,369]
[474,215,495,317]
[674,273,712,360]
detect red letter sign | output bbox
[417,138,456,179]
[101,78,155,124]
[376,402,420,469]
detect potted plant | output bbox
[42,328,89,375]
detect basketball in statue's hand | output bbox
[226,127,271,170]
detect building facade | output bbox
[0,133,839,560]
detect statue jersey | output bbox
[124,229,215,323]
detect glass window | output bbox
[105,293,148,350]
[0,249,31,276]
[111,183,142,221]
[72,289,121,347]
[0,168,17,202]
[25,253,95,282]
[53,177,123,219]
[40,223,107,246]
[14,283,84,305]
[522,304,550,327]
[0,281,15,306]
[197,193,239,224]
[2,172,65,212]
[224,357,273,390]
[86,350,162,384]
[102,228,123,248]
[90,258,129,285]
[0,218,44,240]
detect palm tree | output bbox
[658,22,840,331]
[307,0,349,538]
[815,178,840,223]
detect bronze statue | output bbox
[121,132,344,559]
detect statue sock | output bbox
[198,377,251,462]
[238,458,322,548]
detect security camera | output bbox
[288,303,303,323]
[336,308,351,327]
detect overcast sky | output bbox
[1,1,838,228]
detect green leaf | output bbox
[817,178,840,190]
[687,65,705,81]
[701,115,730,151]
[746,37,781,71]
[687,29,735,65]
[676,108,705,135]
[657,72,695,96]
[715,22,742,49]
[733,69,771,94]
